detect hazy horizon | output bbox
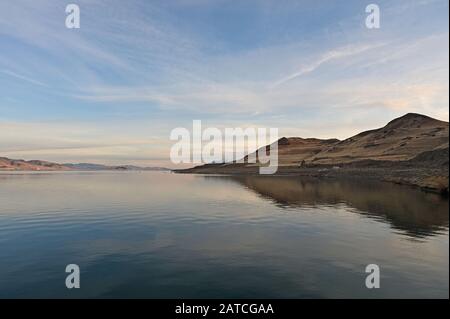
[1,111,448,168]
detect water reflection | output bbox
[0,172,448,298]
[210,176,449,238]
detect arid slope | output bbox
[177,113,449,194]
[0,158,71,171]
[309,113,448,165]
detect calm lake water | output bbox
[0,171,448,298]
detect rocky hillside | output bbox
[242,137,339,166]
[309,113,448,165]
[236,113,449,167]
[178,113,449,193]
[0,158,71,171]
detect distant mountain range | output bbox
[0,158,169,172]
[0,158,71,171]
[2,113,448,192]
[63,163,169,171]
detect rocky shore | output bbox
[176,113,449,195]
[175,163,448,195]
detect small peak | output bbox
[402,113,430,119]
[278,137,290,145]
[386,113,437,128]
[394,113,430,121]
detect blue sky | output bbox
[0,0,448,166]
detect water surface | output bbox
[0,171,448,298]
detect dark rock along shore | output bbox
[176,114,449,195]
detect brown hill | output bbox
[237,113,448,167]
[178,113,449,193]
[240,137,340,167]
[0,157,71,171]
[309,113,449,165]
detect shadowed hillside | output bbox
[178,113,449,194]
[242,113,449,166]
[309,113,448,165]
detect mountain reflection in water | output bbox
[209,176,449,239]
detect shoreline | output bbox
[175,165,449,196]
[2,166,447,195]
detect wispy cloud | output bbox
[270,43,387,88]
[0,69,48,87]
[0,0,448,165]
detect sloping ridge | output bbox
[239,137,340,166]
[308,113,449,165]
[239,113,448,167]
[0,157,71,171]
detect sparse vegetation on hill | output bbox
[177,113,449,194]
